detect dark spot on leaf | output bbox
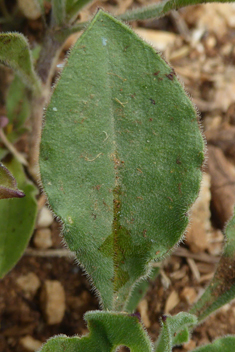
[165,69,176,81]
[94,184,102,191]
[176,156,182,164]
[178,183,182,194]
[92,213,97,220]
[150,98,155,105]
[153,71,160,76]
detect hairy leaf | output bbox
[155,313,197,352]
[0,33,41,91]
[118,0,235,22]
[192,336,235,352]
[39,311,153,352]
[0,162,25,199]
[0,158,38,278]
[40,10,204,310]
[190,207,235,322]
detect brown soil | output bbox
[1,1,235,351]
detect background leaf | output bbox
[155,312,197,352]
[40,10,204,310]
[39,311,153,352]
[65,0,94,22]
[0,33,41,91]
[0,158,38,278]
[0,161,25,199]
[190,208,235,322]
[192,336,235,352]
[118,0,235,22]
[51,0,66,25]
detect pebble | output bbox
[17,0,41,20]
[16,273,41,298]
[186,173,211,253]
[164,290,180,314]
[40,280,66,325]
[180,287,197,305]
[37,206,54,228]
[20,335,43,351]
[33,228,53,249]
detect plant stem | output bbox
[0,129,28,166]
[36,33,62,85]
[28,33,63,180]
[0,0,11,21]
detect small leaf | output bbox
[0,158,38,278]
[0,33,41,91]
[118,0,234,22]
[192,336,235,352]
[52,0,66,25]
[65,0,94,22]
[39,311,153,352]
[6,75,30,130]
[155,312,197,352]
[0,162,25,199]
[40,10,204,310]
[190,208,235,322]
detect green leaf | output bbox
[126,266,160,313]
[118,0,235,22]
[192,336,235,352]
[0,158,38,278]
[40,10,204,310]
[52,0,66,25]
[65,0,94,22]
[190,208,235,322]
[39,311,153,352]
[0,161,25,199]
[0,33,41,92]
[155,313,197,352]
[6,75,30,130]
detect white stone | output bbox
[40,280,66,325]
[138,299,151,328]
[16,272,41,298]
[17,0,41,20]
[37,206,54,228]
[33,228,53,249]
[20,335,43,351]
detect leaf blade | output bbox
[190,208,235,322]
[0,162,25,199]
[39,311,153,352]
[155,313,197,352]
[0,33,41,91]
[118,0,235,22]
[192,336,235,352]
[40,10,204,310]
[0,158,38,278]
